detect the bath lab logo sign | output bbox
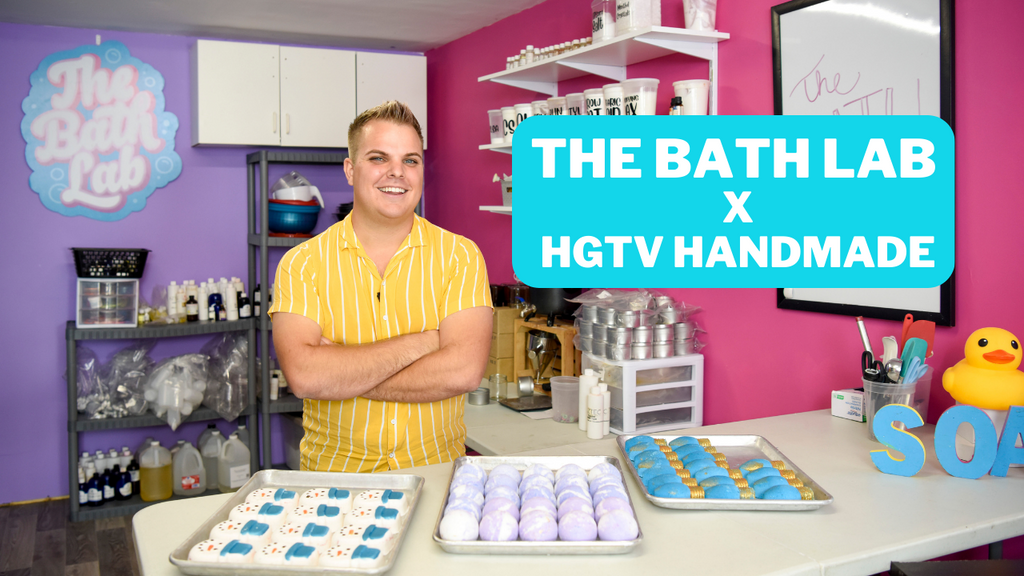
[20,41,181,221]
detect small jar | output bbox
[592,340,608,358]
[616,309,639,328]
[579,337,593,353]
[653,341,674,358]
[577,319,593,338]
[653,324,674,342]
[580,304,599,322]
[674,321,696,339]
[660,306,681,324]
[608,343,631,361]
[675,339,695,355]
[597,306,617,326]
[592,323,608,342]
[632,343,652,360]
[609,327,632,346]
[632,325,653,344]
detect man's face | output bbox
[344,120,424,226]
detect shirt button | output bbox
[382,314,388,321]
[389,452,395,459]
[390,418,396,425]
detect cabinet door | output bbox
[280,46,356,148]
[191,40,280,146]
[356,52,428,149]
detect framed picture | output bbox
[771,0,955,326]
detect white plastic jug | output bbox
[172,442,206,497]
[200,430,225,489]
[218,432,251,493]
[139,441,172,502]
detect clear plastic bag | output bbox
[103,340,156,417]
[201,332,250,422]
[70,346,108,418]
[143,354,209,430]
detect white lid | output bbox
[603,83,622,89]
[237,424,246,430]
[169,280,176,285]
[526,45,533,50]
[487,109,500,113]
[230,431,238,438]
[583,88,604,96]
[599,383,608,392]
[584,368,595,376]
[590,386,602,395]
[150,440,160,446]
[566,92,585,98]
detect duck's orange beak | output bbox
[983,349,1016,364]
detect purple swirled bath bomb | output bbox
[520,496,557,517]
[444,499,482,521]
[557,510,598,541]
[557,486,592,507]
[594,497,631,519]
[589,474,625,496]
[439,509,479,541]
[523,464,555,483]
[591,486,628,507]
[587,462,619,483]
[555,464,587,482]
[482,496,520,521]
[478,510,519,542]
[554,474,589,495]
[489,464,521,481]
[520,486,555,504]
[485,474,520,493]
[597,509,639,541]
[448,484,484,508]
[453,463,487,484]
[484,486,520,506]
[557,496,594,520]
[519,474,553,495]
[449,474,484,492]
[518,510,558,541]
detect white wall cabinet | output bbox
[356,52,428,149]
[191,40,281,146]
[280,46,356,148]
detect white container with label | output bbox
[602,84,624,116]
[622,78,660,115]
[584,88,605,115]
[172,442,206,497]
[546,96,567,116]
[487,109,504,144]
[501,106,517,143]
[218,432,251,493]
[200,430,226,490]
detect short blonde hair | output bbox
[347,101,424,159]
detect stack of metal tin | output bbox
[576,303,696,362]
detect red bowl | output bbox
[269,198,319,206]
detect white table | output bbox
[133,410,1024,576]
[462,402,598,455]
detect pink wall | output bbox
[424,0,1024,560]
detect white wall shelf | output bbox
[479,205,512,215]
[477,26,729,97]
[479,143,513,154]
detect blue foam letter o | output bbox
[934,405,997,479]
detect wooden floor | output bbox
[0,500,139,576]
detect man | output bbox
[269,101,492,473]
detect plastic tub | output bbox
[863,379,916,442]
[566,93,585,115]
[551,376,580,423]
[672,80,711,115]
[546,96,567,116]
[584,88,605,115]
[621,78,660,115]
[603,84,624,115]
[267,200,320,234]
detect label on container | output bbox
[79,488,88,504]
[88,487,102,503]
[119,482,132,497]
[103,485,114,500]
[181,475,201,490]
[587,407,601,422]
[130,470,139,482]
[229,465,250,488]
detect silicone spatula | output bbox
[899,337,928,381]
[906,320,936,358]
[901,314,914,352]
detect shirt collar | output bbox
[337,213,427,251]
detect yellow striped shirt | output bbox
[268,214,491,472]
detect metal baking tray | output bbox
[433,455,642,555]
[617,434,834,511]
[169,469,423,575]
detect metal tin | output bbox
[169,470,424,575]
[673,321,696,339]
[653,324,674,342]
[608,343,631,361]
[518,376,535,397]
[652,341,673,358]
[592,340,607,358]
[433,456,643,554]
[591,323,608,342]
[659,307,681,324]
[636,310,656,327]
[468,387,490,405]
[616,309,639,328]
[597,306,617,326]
[580,304,599,323]
[577,319,593,338]
[654,295,674,308]
[579,336,593,353]
[674,338,695,355]
[632,326,653,344]
[631,343,652,359]
[616,434,834,511]
[609,327,632,346]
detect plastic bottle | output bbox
[170,439,187,456]
[177,285,188,323]
[587,385,604,439]
[200,430,226,490]
[139,441,173,502]
[137,437,154,459]
[238,291,252,319]
[119,446,132,469]
[198,283,210,321]
[225,286,239,321]
[94,449,107,473]
[108,448,120,469]
[198,423,218,450]
[78,467,88,506]
[173,442,207,497]
[219,432,251,493]
[87,472,103,507]
[80,451,93,470]
[253,284,262,317]
[600,383,611,435]
[116,461,133,498]
[185,294,199,322]
[102,466,116,503]
[579,369,598,432]
[127,458,140,495]
[235,424,250,446]
[167,281,178,317]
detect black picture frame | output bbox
[771,0,956,326]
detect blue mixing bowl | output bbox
[268,201,321,234]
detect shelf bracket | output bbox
[556,61,626,82]
[489,77,558,96]
[633,37,716,61]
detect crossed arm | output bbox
[272,306,493,403]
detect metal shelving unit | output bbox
[246,150,348,468]
[65,319,257,522]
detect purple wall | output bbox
[423,0,1024,560]
[0,23,357,504]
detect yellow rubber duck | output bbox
[943,327,1024,410]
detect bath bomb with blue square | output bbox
[346,505,402,529]
[210,520,272,546]
[355,489,410,514]
[229,502,288,531]
[300,488,356,513]
[288,504,344,532]
[245,488,299,512]
[272,522,333,548]
[332,523,399,554]
[189,539,254,564]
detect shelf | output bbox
[248,234,310,248]
[73,406,255,432]
[66,319,253,341]
[479,205,512,215]
[269,395,303,414]
[479,143,512,155]
[478,26,729,95]
[246,151,348,165]
[72,488,224,522]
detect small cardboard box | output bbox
[490,331,514,359]
[485,356,514,380]
[501,176,512,207]
[493,306,519,335]
[832,388,865,422]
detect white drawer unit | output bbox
[582,352,703,434]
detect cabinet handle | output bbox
[286,114,291,135]
[273,112,278,134]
